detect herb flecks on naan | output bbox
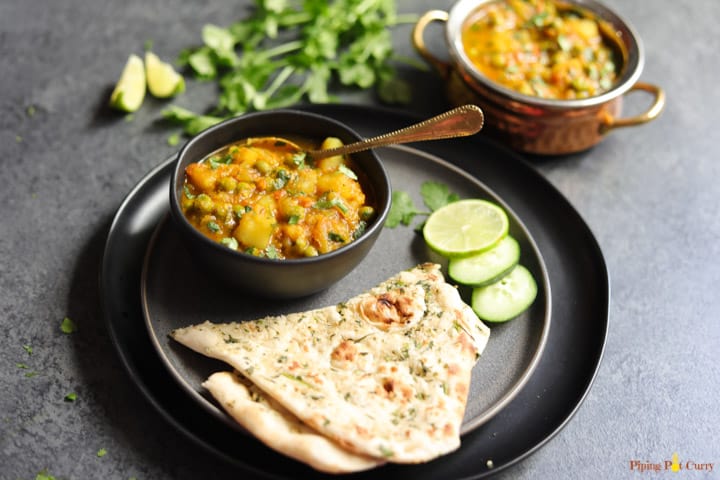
[172,263,490,464]
[203,371,384,473]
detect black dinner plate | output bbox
[101,104,609,479]
[141,143,551,438]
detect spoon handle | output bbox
[308,104,485,160]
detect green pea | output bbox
[219,177,238,192]
[359,206,375,221]
[181,196,195,211]
[195,194,214,214]
[214,203,231,219]
[255,160,272,174]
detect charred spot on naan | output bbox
[356,283,426,331]
[331,339,358,363]
[377,376,414,402]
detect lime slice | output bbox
[145,51,185,98]
[109,54,146,112]
[423,199,509,257]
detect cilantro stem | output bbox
[254,65,296,109]
[261,40,303,60]
[277,12,313,27]
[266,65,295,95]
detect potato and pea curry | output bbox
[180,136,376,259]
[462,0,619,99]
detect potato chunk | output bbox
[233,211,275,250]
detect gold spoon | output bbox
[307,104,484,160]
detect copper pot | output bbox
[412,0,665,155]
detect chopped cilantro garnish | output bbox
[339,164,357,180]
[35,470,57,480]
[167,132,181,146]
[220,237,239,250]
[328,232,345,243]
[272,169,291,190]
[315,194,348,213]
[60,317,77,334]
[233,204,252,218]
[290,152,307,168]
[64,392,78,402]
[264,245,280,259]
[281,373,317,390]
[352,221,367,239]
[208,154,233,170]
[23,344,32,355]
[378,445,395,458]
[97,448,107,457]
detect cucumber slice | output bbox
[471,265,537,322]
[448,235,520,286]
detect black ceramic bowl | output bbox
[169,109,392,299]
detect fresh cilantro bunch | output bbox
[386,181,460,229]
[163,0,421,135]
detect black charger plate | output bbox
[101,104,609,479]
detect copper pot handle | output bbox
[602,82,666,132]
[412,10,452,79]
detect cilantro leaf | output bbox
[386,181,461,229]
[35,470,57,480]
[386,190,423,228]
[64,392,78,402]
[421,181,460,211]
[167,132,181,147]
[161,106,224,136]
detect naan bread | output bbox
[203,371,384,473]
[173,263,490,464]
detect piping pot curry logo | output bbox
[629,453,715,474]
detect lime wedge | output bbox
[109,54,146,112]
[423,199,509,257]
[145,51,185,98]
